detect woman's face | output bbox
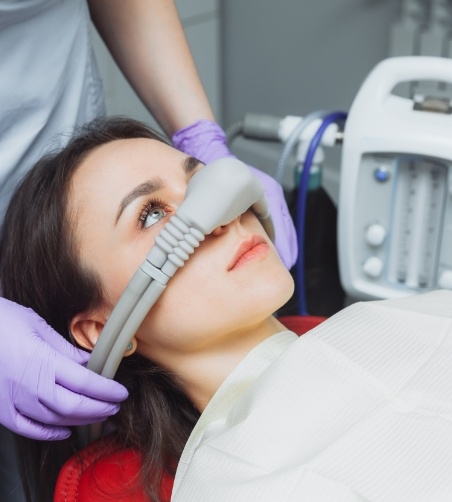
[69,138,294,368]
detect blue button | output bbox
[374,166,390,182]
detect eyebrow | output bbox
[115,156,201,224]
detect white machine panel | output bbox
[339,57,452,300]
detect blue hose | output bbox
[296,111,347,316]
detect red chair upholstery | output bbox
[54,315,324,501]
[278,314,326,335]
[54,437,173,501]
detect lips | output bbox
[228,235,269,271]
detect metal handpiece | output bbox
[87,158,274,380]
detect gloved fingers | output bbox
[248,166,298,269]
[0,298,123,436]
[11,413,71,441]
[33,317,90,366]
[172,119,232,164]
[38,385,121,425]
[12,347,125,429]
[265,189,298,269]
[0,298,90,366]
[54,355,128,402]
[16,387,120,428]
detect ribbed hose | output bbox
[226,121,244,144]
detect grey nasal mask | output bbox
[87,158,274,380]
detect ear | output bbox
[70,309,108,352]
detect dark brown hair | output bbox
[0,117,199,502]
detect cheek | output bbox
[95,237,161,307]
[132,256,227,355]
[97,263,142,309]
[135,255,294,353]
[136,266,218,340]
[228,260,295,316]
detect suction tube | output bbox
[87,158,274,380]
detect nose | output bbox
[211,214,242,237]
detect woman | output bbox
[0,116,294,502]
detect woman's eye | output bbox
[143,207,167,228]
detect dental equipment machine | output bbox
[338,56,452,300]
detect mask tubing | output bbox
[87,269,152,374]
[101,280,166,378]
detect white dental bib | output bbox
[172,290,452,501]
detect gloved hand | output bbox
[172,120,298,269]
[0,298,128,440]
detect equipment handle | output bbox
[359,56,452,106]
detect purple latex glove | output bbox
[172,120,298,269]
[0,298,128,440]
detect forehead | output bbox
[75,137,183,180]
[71,137,187,196]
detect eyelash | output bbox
[138,197,169,228]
